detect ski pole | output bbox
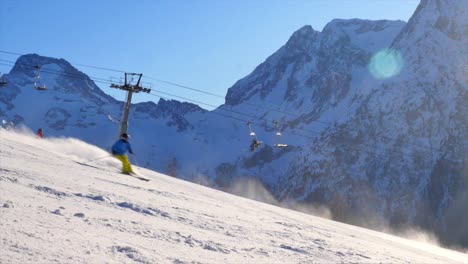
[81,155,112,164]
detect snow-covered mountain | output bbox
[1,129,466,263]
[275,0,468,248]
[0,0,466,248]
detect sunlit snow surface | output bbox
[0,129,466,263]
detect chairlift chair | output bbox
[247,121,262,152]
[33,66,47,90]
[35,84,47,90]
[247,121,256,137]
[273,121,288,148]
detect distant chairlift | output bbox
[273,121,288,148]
[247,121,262,152]
[33,66,47,90]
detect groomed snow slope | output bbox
[0,129,466,264]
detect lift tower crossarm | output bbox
[109,73,151,138]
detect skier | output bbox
[250,138,261,152]
[111,133,134,175]
[36,128,43,138]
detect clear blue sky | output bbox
[1,0,419,109]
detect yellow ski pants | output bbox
[114,154,134,174]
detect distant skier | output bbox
[250,138,261,152]
[36,128,43,138]
[111,133,134,175]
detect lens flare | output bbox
[369,49,404,79]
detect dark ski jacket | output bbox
[36,129,43,138]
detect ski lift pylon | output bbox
[33,65,47,90]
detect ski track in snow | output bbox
[0,130,466,263]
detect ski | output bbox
[122,172,150,182]
[75,160,149,181]
[74,161,102,170]
[76,161,148,181]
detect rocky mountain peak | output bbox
[224,18,405,107]
[134,99,204,118]
[134,99,205,132]
[321,19,406,53]
[9,54,115,105]
[393,0,468,46]
[11,54,58,77]
[284,25,320,54]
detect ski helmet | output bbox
[121,133,129,139]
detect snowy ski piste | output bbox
[0,129,466,263]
